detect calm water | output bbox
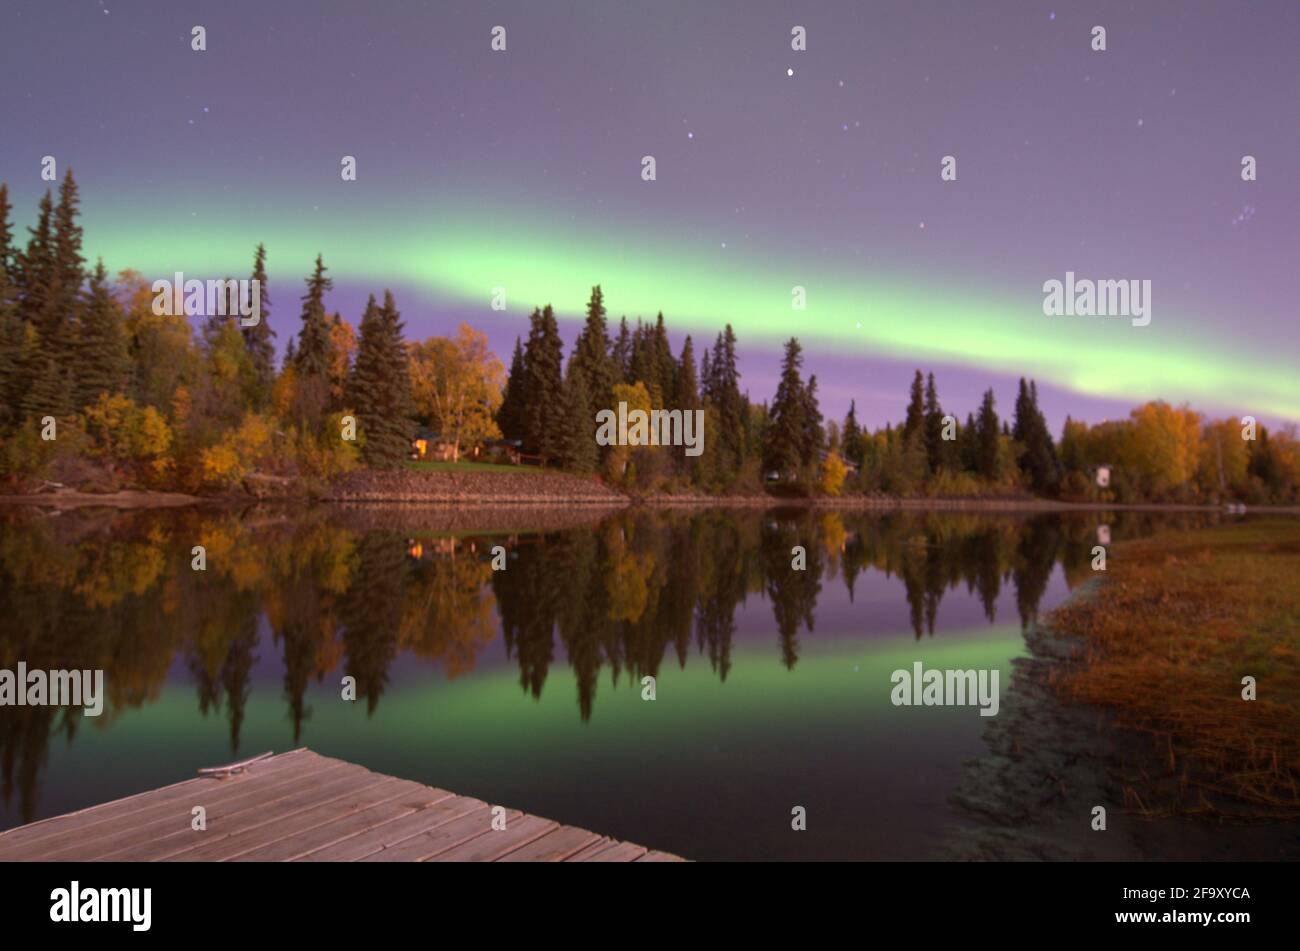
[0,505,1218,859]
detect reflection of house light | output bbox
[408,542,423,559]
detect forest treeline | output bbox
[1,175,1296,503]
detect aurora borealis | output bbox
[1,0,1295,428]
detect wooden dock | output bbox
[0,749,684,862]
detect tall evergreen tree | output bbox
[567,285,616,435]
[0,185,20,427]
[1013,377,1060,493]
[903,369,925,445]
[522,305,565,459]
[842,400,863,467]
[559,371,598,473]
[241,243,276,406]
[496,336,527,441]
[801,373,824,465]
[611,316,632,383]
[651,312,675,404]
[349,291,414,468]
[15,191,69,420]
[675,336,699,411]
[75,259,129,407]
[705,324,744,472]
[975,388,1001,481]
[923,372,944,472]
[763,338,808,476]
[294,254,333,376]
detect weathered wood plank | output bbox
[163,771,402,861]
[577,841,649,862]
[425,814,556,862]
[298,794,486,862]
[0,748,313,855]
[496,824,601,862]
[360,806,522,862]
[1,755,348,861]
[0,749,684,862]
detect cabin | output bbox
[410,429,457,462]
[410,431,525,464]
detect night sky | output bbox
[1,0,1296,431]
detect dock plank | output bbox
[0,750,684,863]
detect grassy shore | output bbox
[1049,518,1300,819]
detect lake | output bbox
[0,504,1219,859]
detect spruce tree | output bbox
[294,254,333,376]
[15,191,71,419]
[903,369,925,448]
[496,336,527,441]
[923,372,944,472]
[242,243,276,407]
[763,338,808,477]
[801,373,824,465]
[290,254,333,428]
[522,305,565,459]
[75,259,129,407]
[0,185,20,427]
[843,400,863,467]
[651,312,675,404]
[611,316,632,383]
[559,371,598,473]
[975,388,1001,481]
[675,336,699,411]
[349,291,414,468]
[568,285,616,429]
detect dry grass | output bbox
[1049,518,1300,819]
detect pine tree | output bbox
[50,171,85,351]
[15,191,70,419]
[706,324,744,472]
[349,291,414,468]
[1013,377,1060,493]
[903,370,925,446]
[611,316,632,383]
[289,254,333,428]
[975,388,1001,481]
[294,254,333,376]
[242,243,276,407]
[842,400,863,467]
[801,373,824,465]
[75,259,129,407]
[568,285,616,433]
[522,305,565,459]
[923,372,944,472]
[651,312,675,405]
[0,185,20,428]
[496,336,527,441]
[675,336,699,411]
[559,371,598,473]
[763,338,808,477]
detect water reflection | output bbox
[0,505,1219,827]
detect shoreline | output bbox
[946,522,1300,860]
[3,485,1299,515]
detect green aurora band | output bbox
[81,198,1298,421]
